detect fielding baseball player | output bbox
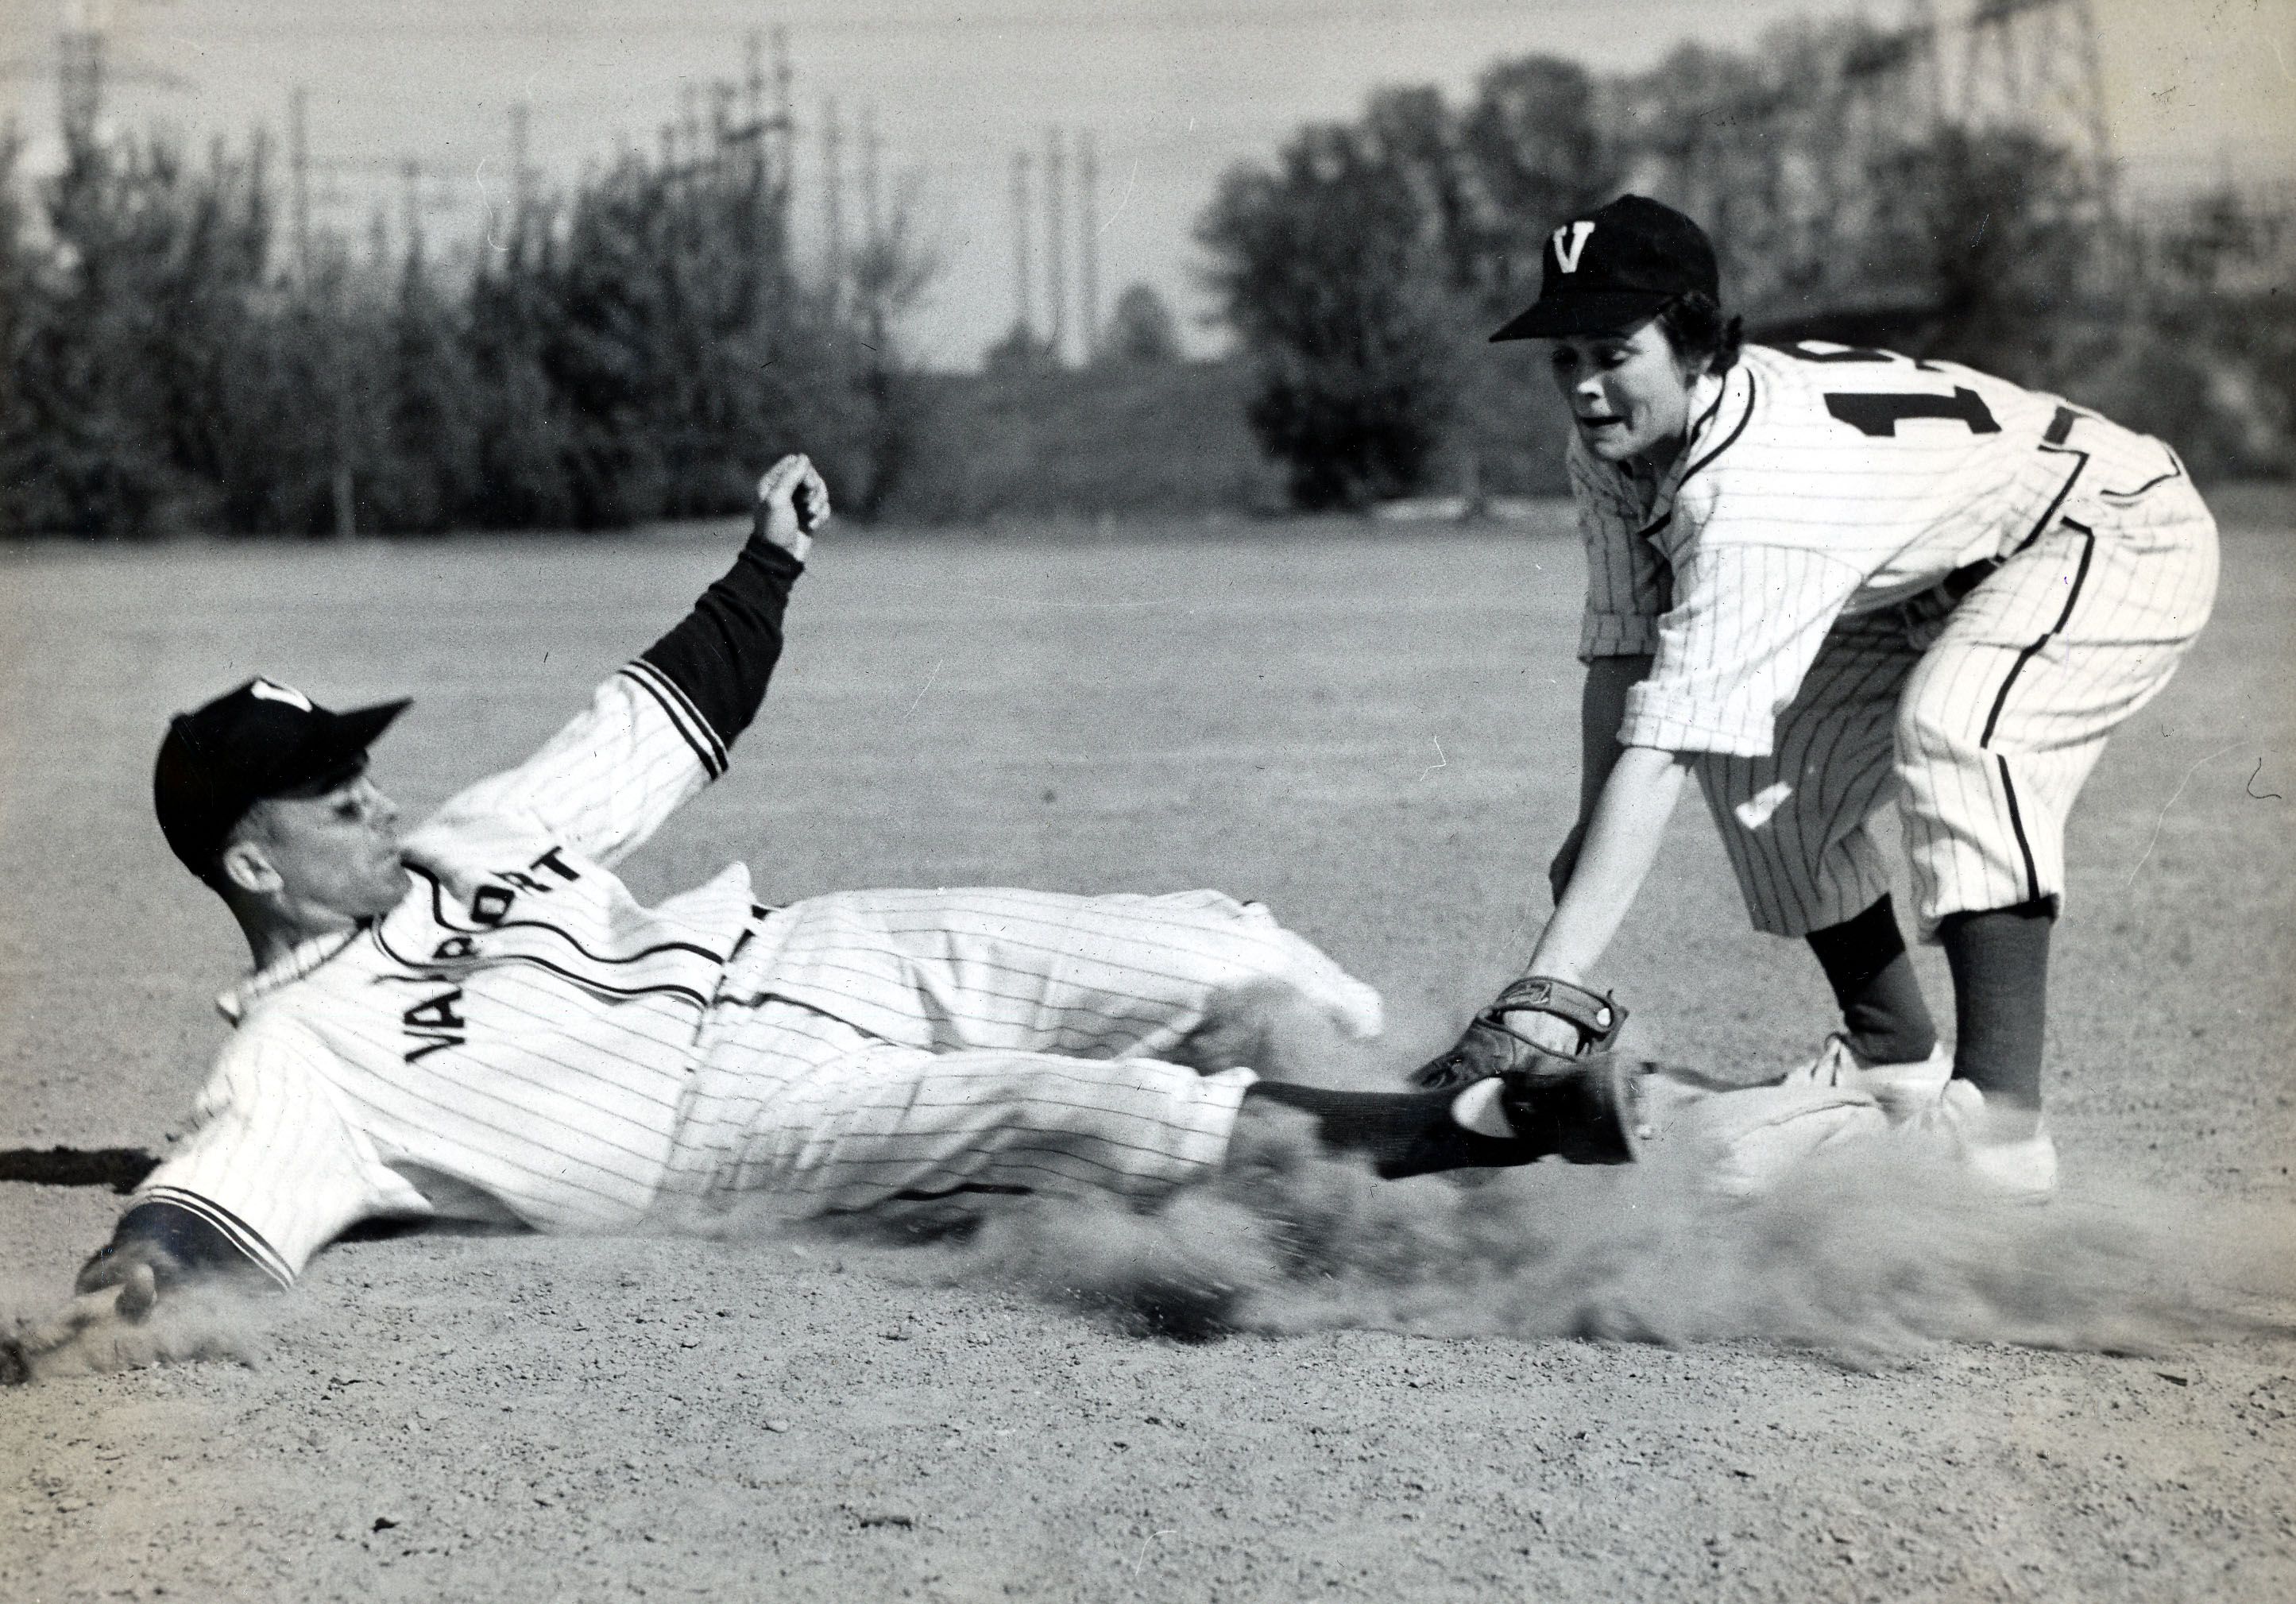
[7,454,1639,1381]
[1413,195,2218,1200]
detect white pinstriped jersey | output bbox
[1571,340,2187,756]
[132,667,1379,1284]
[136,661,756,1284]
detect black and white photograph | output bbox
[3,2,2292,1599]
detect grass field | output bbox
[3,505,2294,1602]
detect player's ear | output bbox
[217,825,281,899]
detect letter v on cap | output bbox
[1551,220,1595,273]
[249,678,315,712]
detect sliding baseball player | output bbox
[6,454,1637,1382]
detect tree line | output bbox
[6,21,2289,536]
[0,126,925,538]
[1196,25,2296,508]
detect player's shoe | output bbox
[1902,1079,2058,1201]
[1776,1033,1952,1121]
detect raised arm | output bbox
[418,455,830,868]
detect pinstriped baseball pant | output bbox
[658,888,1382,1216]
[1694,479,2218,941]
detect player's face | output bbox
[238,773,409,923]
[1547,321,1701,470]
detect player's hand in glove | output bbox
[754,453,831,562]
[1405,975,1641,1165]
[1410,974,1626,1092]
[1,1261,161,1386]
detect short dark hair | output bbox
[1656,292,1744,375]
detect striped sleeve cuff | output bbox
[95,1189,296,1289]
[1579,610,1662,661]
[636,536,802,755]
[620,659,729,779]
[1618,683,1775,757]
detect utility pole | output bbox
[400,157,424,261]
[744,30,765,131]
[1958,0,2123,271]
[508,99,533,218]
[290,85,313,288]
[57,0,104,152]
[773,25,794,222]
[284,77,346,537]
[1044,126,1067,367]
[1078,129,1100,363]
[1011,149,1034,342]
[712,82,736,184]
[44,0,190,154]
[744,28,767,195]
[860,104,883,253]
[822,96,846,308]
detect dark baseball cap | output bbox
[153,678,410,878]
[1488,194,1720,342]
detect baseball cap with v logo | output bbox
[153,677,411,879]
[1489,194,1720,341]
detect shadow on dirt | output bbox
[0,1147,160,1193]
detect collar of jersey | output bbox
[1630,365,1741,535]
[218,924,371,1022]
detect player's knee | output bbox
[1896,679,1979,770]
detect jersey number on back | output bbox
[1786,341,2003,439]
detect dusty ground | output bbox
[3,508,2293,1602]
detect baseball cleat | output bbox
[1777,1033,1951,1120]
[1903,1079,2058,1202]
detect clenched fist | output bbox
[754,454,831,562]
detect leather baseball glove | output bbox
[1410,975,1626,1091]
[1413,976,1640,1165]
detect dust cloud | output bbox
[912,1111,2294,1365]
[0,1280,268,1384]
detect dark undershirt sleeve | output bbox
[77,1199,274,1293]
[636,535,805,752]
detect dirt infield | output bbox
[4,510,2293,1602]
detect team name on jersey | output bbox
[462,844,582,929]
[396,844,584,1062]
[400,986,467,1063]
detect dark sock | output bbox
[1243,1081,1538,1180]
[1806,895,1939,1065]
[1938,899,2054,1109]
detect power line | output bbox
[122,2,1559,46]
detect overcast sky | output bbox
[4,1,2290,369]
